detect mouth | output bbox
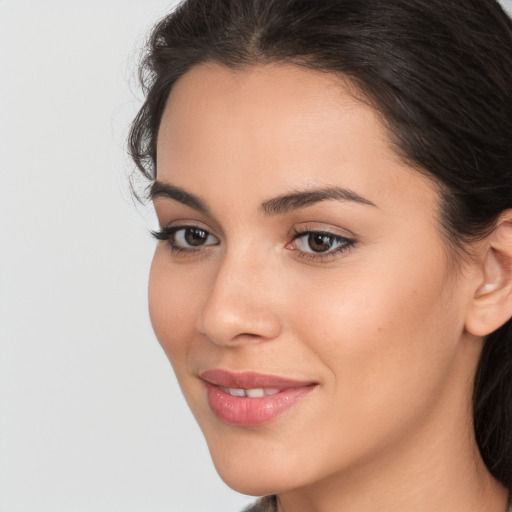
[199,369,317,427]
[219,387,281,397]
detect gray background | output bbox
[1,1,511,511]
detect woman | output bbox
[129,0,512,510]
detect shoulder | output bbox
[242,495,277,512]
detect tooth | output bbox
[264,388,280,396]
[228,388,245,397]
[246,388,265,398]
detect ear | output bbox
[465,210,512,337]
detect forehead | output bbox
[156,62,438,217]
[158,62,381,150]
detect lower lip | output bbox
[205,383,316,427]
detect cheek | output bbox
[286,240,463,423]
[148,248,204,369]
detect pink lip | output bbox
[200,369,317,427]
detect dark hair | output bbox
[129,0,512,490]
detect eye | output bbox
[152,225,219,253]
[288,229,356,260]
[174,227,216,247]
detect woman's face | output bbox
[150,63,480,496]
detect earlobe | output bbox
[465,210,512,337]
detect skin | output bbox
[149,63,509,512]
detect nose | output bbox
[196,248,283,346]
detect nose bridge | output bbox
[197,242,282,345]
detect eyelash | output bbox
[289,228,356,261]
[151,225,357,261]
[151,225,219,255]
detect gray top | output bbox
[243,496,277,512]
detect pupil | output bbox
[308,233,332,252]
[185,228,207,246]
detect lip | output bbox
[200,369,317,427]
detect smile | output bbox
[221,387,280,397]
[200,369,317,427]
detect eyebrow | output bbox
[260,186,376,215]
[150,180,376,215]
[150,181,208,213]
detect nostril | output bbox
[195,254,283,345]
[197,302,282,346]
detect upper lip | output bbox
[199,369,316,389]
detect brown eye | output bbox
[307,233,335,253]
[289,230,356,259]
[152,225,219,251]
[183,227,210,246]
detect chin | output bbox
[203,438,284,495]
[215,464,285,497]
[206,437,314,497]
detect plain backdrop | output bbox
[1,1,511,511]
